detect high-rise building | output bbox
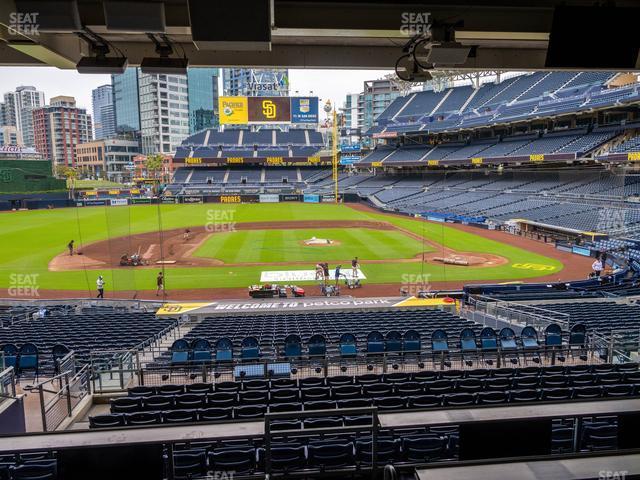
[0,86,45,147]
[113,68,219,154]
[139,73,190,154]
[222,68,289,97]
[0,126,22,146]
[359,78,401,134]
[187,68,219,134]
[92,84,116,140]
[112,68,141,135]
[32,96,93,169]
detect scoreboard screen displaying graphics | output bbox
[248,97,291,123]
[218,96,318,124]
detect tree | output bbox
[145,154,164,179]
[55,165,78,187]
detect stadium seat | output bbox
[386,330,403,353]
[339,333,357,357]
[367,331,385,354]
[240,337,260,360]
[215,338,233,362]
[403,329,421,353]
[308,334,327,357]
[170,339,191,365]
[283,334,302,358]
[191,338,212,363]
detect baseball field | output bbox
[0,202,591,299]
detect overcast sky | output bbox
[0,67,393,113]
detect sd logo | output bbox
[512,263,555,271]
[262,100,277,119]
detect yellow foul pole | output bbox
[332,108,338,204]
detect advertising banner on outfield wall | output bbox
[280,194,300,202]
[572,246,592,257]
[131,198,152,204]
[161,197,178,204]
[182,196,203,204]
[219,96,249,125]
[303,194,320,203]
[259,194,280,203]
[291,97,319,124]
[110,198,129,206]
[83,199,107,206]
[321,195,341,203]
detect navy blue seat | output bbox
[521,326,539,349]
[355,438,400,465]
[17,343,38,375]
[431,329,449,353]
[241,337,260,360]
[170,339,191,365]
[403,329,421,353]
[163,409,198,423]
[569,324,587,348]
[191,338,212,363]
[545,323,563,347]
[215,338,233,362]
[386,330,402,353]
[260,445,306,471]
[402,435,446,462]
[499,328,517,350]
[339,333,357,357]
[283,334,302,358]
[208,448,256,474]
[51,344,70,374]
[173,450,207,480]
[2,344,18,369]
[367,331,385,354]
[307,443,354,468]
[460,328,477,352]
[89,413,126,428]
[308,334,326,357]
[11,461,57,480]
[480,327,498,351]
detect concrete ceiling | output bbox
[0,1,638,71]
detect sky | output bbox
[0,67,393,112]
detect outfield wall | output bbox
[0,159,65,193]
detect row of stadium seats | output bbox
[88,363,639,428]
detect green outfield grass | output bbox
[0,203,563,292]
[193,228,430,263]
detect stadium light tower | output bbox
[325,100,338,204]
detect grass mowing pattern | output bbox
[193,228,430,263]
[0,203,563,291]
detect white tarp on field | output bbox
[260,269,366,282]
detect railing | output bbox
[0,367,16,400]
[468,295,571,331]
[91,341,610,394]
[29,363,91,432]
[90,349,139,393]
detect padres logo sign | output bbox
[512,263,555,271]
[262,100,277,119]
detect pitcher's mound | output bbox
[302,237,341,247]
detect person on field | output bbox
[322,263,330,284]
[592,257,603,277]
[351,257,359,279]
[96,275,105,299]
[315,262,324,281]
[183,228,191,242]
[156,272,164,296]
[334,265,342,286]
[68,240,75,256]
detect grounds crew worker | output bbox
[96,275,105,299]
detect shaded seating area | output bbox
[91,362,640,429]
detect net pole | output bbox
[332,108,338,203]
